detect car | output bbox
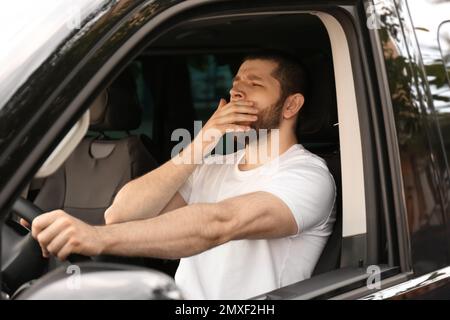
[0,0,449,300]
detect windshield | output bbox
[0,0,109,109]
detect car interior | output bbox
[19,12,344,291]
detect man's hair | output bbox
[243,51,308,105]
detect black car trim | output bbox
[365,0,413,273]
[252,265,399,300]
[360,266,450,300]
[353,0,399,269]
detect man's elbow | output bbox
[104,206,120,225]
[104,214,114,225]
[104,183,130,225]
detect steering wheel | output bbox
[2,198,178,296]
[1,197,88,295]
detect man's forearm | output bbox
[104,99,254,225]
[99,202,230,259]
[105,143,201,224]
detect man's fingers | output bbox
[56,242,75,261]
[229,100,254,106]
[223,125,252,132]
[217,98,227,109]
[46,228,73,258]
[31,210,64,239]
[217,114,258,125]
[36,218,70,248]
[218,99,253,110]
[19,218,31,229]
[221,105,258,117]
[40,246,49,258]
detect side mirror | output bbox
[15,262,183,300]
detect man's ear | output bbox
[283,93,305,119]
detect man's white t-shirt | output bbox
[176,144,336,300]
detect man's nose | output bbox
[229,86,244,101]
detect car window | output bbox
[132,60,155,139]
[439,22,450,78]
[86,61,154,140]
[437,21,450,187]
[408,0,450,193]
[187,54,238,154]
[187,54,235,121]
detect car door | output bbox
[0,0,397,300]
[3,0,446,300]
[358,0,450,299]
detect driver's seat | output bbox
[33,69,158,225]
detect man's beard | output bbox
[230,96,285,150]
[250,96,284,132]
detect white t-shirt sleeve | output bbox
[259,162,336,236]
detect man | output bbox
[31,52,336,299]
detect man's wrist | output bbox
[95,225,115,256]
[173,141,205,165]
